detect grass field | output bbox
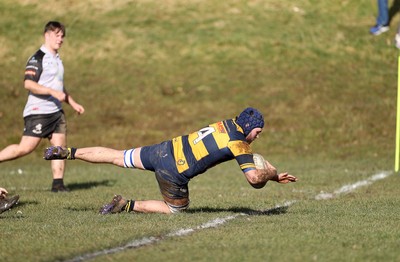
[1,157,399,262]
[1,0,400,261]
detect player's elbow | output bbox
[245,169,268,189]
[24,80,35,91]
[249,180,267,189]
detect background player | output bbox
[0,21,85,192]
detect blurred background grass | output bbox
[0,0,397,167]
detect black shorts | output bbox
[140,141,189,200]
[23,111,66,138]
[155,169,189,201]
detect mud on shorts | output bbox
[140,141,190,213]
[23,110,66,138]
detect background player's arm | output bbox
[24,79,66,101]
[63,87,85,114]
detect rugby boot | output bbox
[51,184,70,193]
[99,195,128,214]
[44,146,69,160]
[0,195,20,214]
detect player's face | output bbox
[246,128,263,144]
[45,29,64,53]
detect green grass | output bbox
[1,157,399,262]
[1,0,400,261]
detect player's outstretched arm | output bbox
[263,160,297,183]
[243,164,297,188]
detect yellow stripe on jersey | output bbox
[228,140,253,156]
[187,121,230,161]
[211,121,230,149]
[188,132,209,161]
[172,136,189,173]
[228,140,256,170]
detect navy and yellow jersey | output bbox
[171,118,256,179]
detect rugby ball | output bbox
[253,153,267,170]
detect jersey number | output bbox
[193,127,215,145]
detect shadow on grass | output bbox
[389,0,400,25]
[0,200,39,219]
[187,205,288,216]
[14,200,39,208]
[0,214,26,219]
[62,205,289,215]
[66,179,117,191]
[65,206,98,212]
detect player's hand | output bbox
[50,90,67,102]
[72,103,85,115]
[0,187,8,198]
[66,95,85,115]
[277,172,297,184]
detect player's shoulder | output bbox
[219,119,235,133]
[221,118,246,141]
[26,49,45,65]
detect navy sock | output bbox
[68,147,77,160]
[124,200,135,212]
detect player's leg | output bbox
[133,200,172,214]
[44,146,146,169]
[1,112,61,162]
[0,136,41,162]
[154,170,190,214]
[99,195,172,214]
[98,143,186,214]
[133,169,190,214]
[74,147,126,167]
[377,0,389,26]
[99,169,190,215]
[49,133,66,179]
[99,196,185,215]
[129,177,190,214]
[136,146,190,213]
[49,133,69,192]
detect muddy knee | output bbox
[164,197,190,213]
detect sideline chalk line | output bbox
[64,171,392,262]
[314,171,391,200]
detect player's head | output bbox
[236,107,264,137]
[44,21,66,37]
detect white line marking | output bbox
[64,171,392,262]
[315,171,391,200]
[65,215,243,262]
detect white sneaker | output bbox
[370,24,389,35]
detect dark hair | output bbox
[44,21,66,37]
